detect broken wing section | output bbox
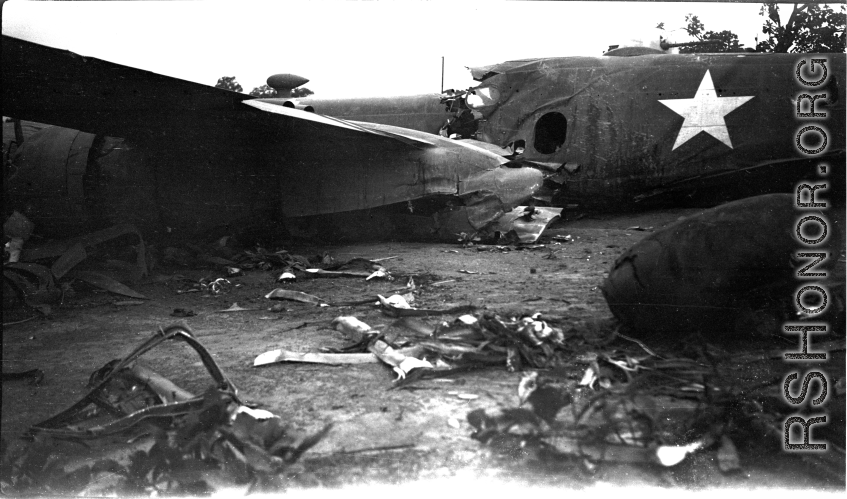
[245,101,545,234]
[1,35,255,141]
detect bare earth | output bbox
[2,207,844,493]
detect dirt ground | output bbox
[2,207,845,494]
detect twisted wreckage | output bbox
[2,33,846,493]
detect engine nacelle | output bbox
[5,126,158,237]
[281,101,315,113]
[4,124,284,241]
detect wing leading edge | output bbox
[1,35,438,151]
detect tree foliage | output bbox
[291,87,315,98]
[214,76,243,93]
[248,85,277,98]
[756,2,845,53]
[679,14,744,53]
[248,85,314,98]
[663,2,845,53]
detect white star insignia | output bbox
[659,70,754,150]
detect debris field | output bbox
[2,207,845,495]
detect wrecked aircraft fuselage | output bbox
[448,54,846,207]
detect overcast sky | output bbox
[3,1,773,98]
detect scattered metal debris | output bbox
[254,350,379,367]
[70,270,147,299]
[377,295,476,317]
[491,206,563,244]
[3,263,61,312]
[3,223,149,308]
[253,310,571,384]
[369,338,433,381]
[218,303,260,313]
[1,324,330,495]
[331,316,374,337]
[467,342,846,477]
[264,288,328,306]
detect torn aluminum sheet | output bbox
[376,294,475,317]
[368,339,433,381]
[20,223,147,279]
[468,358,718,468]
[3,262,62,309]
[28,324,241,439]
[545,435,710,466]
[218,303,261,313]
[491,206,563,243]
[303,268,388,280]
[377,293,413,309]
[253,350,379,367]
[304,257,393,280]
[277,270,296,282]
[265,288,327,306]
[69,270,147,299]
[331,316,374,337]
[49,243,86,279]
[11,323,330,496]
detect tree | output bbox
[291,87,315,98]
[248,85,277,98]
[661,3,845,53]
[248,85,314,98]
[214,76,243,93]
[756,2,845,53]
[679,14,744,53]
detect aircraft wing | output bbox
[4,34,538,239]
[1,35,434,149]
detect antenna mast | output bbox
[441,56,444,93]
